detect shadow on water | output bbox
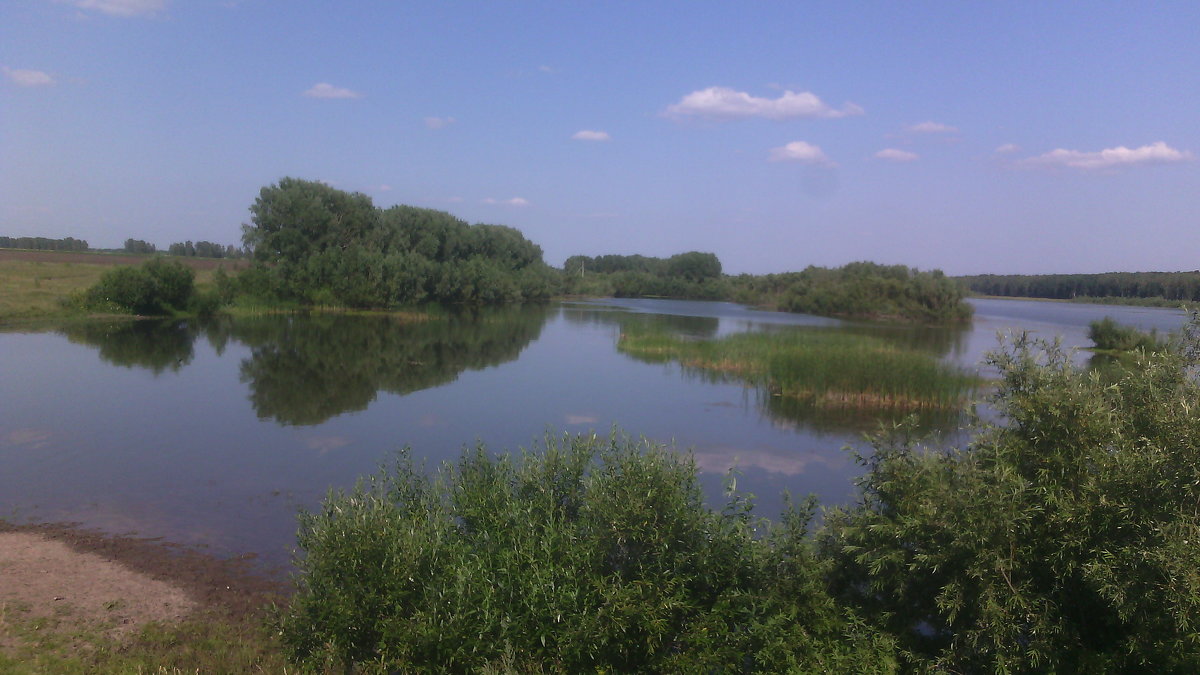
[59,306,551,426]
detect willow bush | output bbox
[280,433,894,673]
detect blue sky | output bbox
[3,1,1198,275]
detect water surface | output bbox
[0,298,1186,569]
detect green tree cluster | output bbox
[562,251,727,299]
[122,238,157,254]
[232,178,558,308]
[167,240,242,258]
[83,258,199,315]
[960,270,1200,302]
[731,261,972,322]
[0,235,89,251]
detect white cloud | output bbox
[665,86,864,121]
[768,141,831,165]
[875,148,919,162]
[303,82,362,99]
[71,0,164,16]
[572,129,611,142]
[994,143,1020,154]
[424,116,455,130]
[538,65,557,74]
[483,197,530,207]
[908,121,958,134]
[1023,141,1193,170]
[3,67,55,87]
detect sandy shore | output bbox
[0,521,286,652]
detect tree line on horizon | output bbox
[0,235,90,251]
[959,271,1200,302]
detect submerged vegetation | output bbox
[618,327,980,413]
[283,318,1200,672]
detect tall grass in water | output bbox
[619,328,980,412]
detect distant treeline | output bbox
[960,271,1200,302]
[167,240,245,259]
[563,255,970,322]
[1,235,90,251]
[562,252,726,299]
[227,177,558,308]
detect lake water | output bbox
[0,298,1188,570]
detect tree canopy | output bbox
[232,178,558,308]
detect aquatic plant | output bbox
[618,328,980,413]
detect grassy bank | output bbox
[0,253,227,323]
[619,328,980,412]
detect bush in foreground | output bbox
[822,329,1200,671]
[280,433,894,673]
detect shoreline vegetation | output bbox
[2,176,974,325]
[618,328,980,413]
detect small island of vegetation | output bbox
[618,328,980,413]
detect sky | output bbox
[2,1,1198,275]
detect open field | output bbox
[0,250,242,323]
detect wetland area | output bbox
[0,296,1187,571]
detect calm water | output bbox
[0,298,1187,569]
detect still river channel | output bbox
[0,298,1188,570]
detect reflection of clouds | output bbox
[691,444,845,477]
[2,428,53,449]
[417,413,442,428]
[301,435,352,454]
[565,414,598,425]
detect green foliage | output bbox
[235,178,556,308]
[122,238,157,254]
[821,330,1200,671]
[0,235,89,251]
[280,433,894,672]
[1088,316,1162,352]
[562,251,728,300]
[84,258,196,315]
[731,261,972,323]
[167,239,242,258]
[961,270,1200,302]
[619,328,980,416]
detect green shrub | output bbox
[85,258,196,315]
[821,330,1200,671]
[280,433,894,673]
[1087,316,1161,351]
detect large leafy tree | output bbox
[243,177,378,265]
